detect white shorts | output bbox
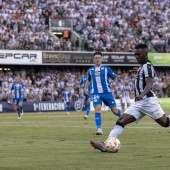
[122,97,130,104]
[124,97,165,123]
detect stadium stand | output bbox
[0,66,169,102]
[0,0,169,52]
[0,0,170,102]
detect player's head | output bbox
[15,77,20,83]
[93,51,103,66]
[64,86,68,90]
[134,43,148,64]
[125,80,128,85]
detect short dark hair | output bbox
[135,43,148,49]
[94,51,102,57]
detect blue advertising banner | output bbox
[0,101,85,113]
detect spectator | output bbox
[0,66,170,103]
[162,78,167,97]
[0,0,169,52]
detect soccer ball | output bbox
[104,137,121,153]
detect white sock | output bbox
[108,125,124,138]
[168,115,170,125]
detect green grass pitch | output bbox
[0,104,170,170]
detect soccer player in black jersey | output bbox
[90,44,170,152]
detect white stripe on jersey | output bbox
[95,67,103,93]
[139,71,143,95]
[135,79,138,96]
[143,64,154,77]
[66,91,69,102]
[90,71,94,94]
[135,61,155,98]
[104,67,110,92]
[122,85,131,97]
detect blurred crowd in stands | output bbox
[0,0,170,52]
[0,66,170,103]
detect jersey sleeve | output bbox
[143,63,154,78]
[88,83,92,92]
[107,67,116,80]
[87,69,91,81]
[11,84,14,91]
[79,77,83,85]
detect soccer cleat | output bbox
[18,116,21,120]
[83,115,88,119]
[96,129,103,135]
[90,140,107,152]
[21,111,24,116]
[65,112,70,116]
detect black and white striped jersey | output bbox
[135,60,156,98]
[121,85,131,97]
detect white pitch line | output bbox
[0,124,169,130]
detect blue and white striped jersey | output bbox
[62,91,71,102]
[79,76,91,93]
[87,66,116,94]
[11,82,24,99]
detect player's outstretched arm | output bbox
[135,77,153,101]
[7,90,12,99]
[84,80,91,96]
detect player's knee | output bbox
[95,106,102,112]
[157,117,169,128]
[116,121,125,128]
[111,108,118,114]
[164,117,169,128]
[95,109,101,113]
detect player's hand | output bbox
[130,67,139,73]
[111,83,116,88]
[84,89,90,96]
[133,67,139,73]
[135,95,143,101]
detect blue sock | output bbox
[117,109,121,117]
[65,108,68,112]
[95,113,102,129]
[86,103,90,116]
[20,106,23,112]
[67,108,69,112]
[17,108,21,117]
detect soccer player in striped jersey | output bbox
[84,51,121,135]
[8,77,24,119]
[62,86,72,115]
[121,81,131,111]
[90,44,170,152]
[79,73,92,119]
